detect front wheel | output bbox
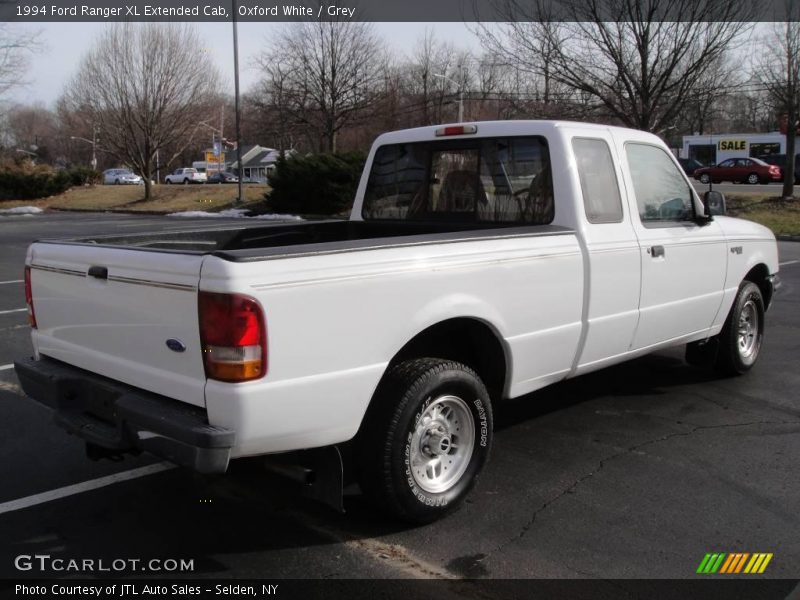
[716,281,765,374]
[699,173,711,184]
[357,358,493,523]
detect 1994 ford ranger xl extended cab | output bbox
[15,121,780,523]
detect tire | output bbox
[747,172,760,185]
[183,178,190,185]
[356,358,493,523]
[716,281,765,375]
[115,179,120,185]
[699,173,711,184]
[166,179,172,185]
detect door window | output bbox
[625,143,695,225]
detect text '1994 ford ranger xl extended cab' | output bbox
[16,121,779,523]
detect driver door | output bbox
[616,139,728,350]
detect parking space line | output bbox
[779,260,799,267]
[0,463,176,516]
[0,308,26,315]
[0,364,13,371]
[0,280,23,285]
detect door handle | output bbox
[649,245,665,258]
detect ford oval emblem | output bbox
[166,338,187,353]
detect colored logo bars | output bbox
[697,553,773,574]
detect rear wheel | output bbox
[183,178,190,185]
[357,358,492,523]
[716,281,765,374]
[747,172,761,184]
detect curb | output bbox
[48,207,174,216]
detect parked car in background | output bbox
[103,169,143,185]
[678,157,704,177]
[207,172,239,184]
[693,157,781,184]
[164,168,207,185]
[756,153,800,184]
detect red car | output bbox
[693,157,782,184]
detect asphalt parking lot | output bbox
[0,212,798,588]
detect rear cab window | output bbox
[362,136,554,224]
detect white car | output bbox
[164,168,207,185]
[16,121,779,523]
[103,169,142,185]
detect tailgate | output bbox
[28,242,207,407]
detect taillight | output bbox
[198,291,266,382]
[24,266,36,329]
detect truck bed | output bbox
[41,219,574,262]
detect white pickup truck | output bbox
[15,121,779,523]
[164,167,207,185]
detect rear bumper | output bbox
[14,356,234,474]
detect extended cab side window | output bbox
[625,143,695,225]
[572,138,623,223]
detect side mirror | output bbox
[702,190,726,216]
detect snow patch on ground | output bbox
[167,209,303,221]
[0,206,43,215]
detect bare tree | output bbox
[477,0,753,133]
[0,24,41,108]
[753,7,800,199]
[254,19,386,152]
[403,30,469,125]
[4,102,57,161]
[61,24,221,199]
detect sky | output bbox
[7,22,479,107]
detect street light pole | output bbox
[70,135,97,170]
[434,69,464,123]
[232,0,244,205]
[15,148,37,161]
[91,126,97,171]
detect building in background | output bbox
[681,132,785,166]
[229,146,295,182]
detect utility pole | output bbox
[232,0,244,205]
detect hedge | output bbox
[265,152,366,215]
[0,167,101,200]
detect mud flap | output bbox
[685,337,720,367]
[263,446,344,513]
